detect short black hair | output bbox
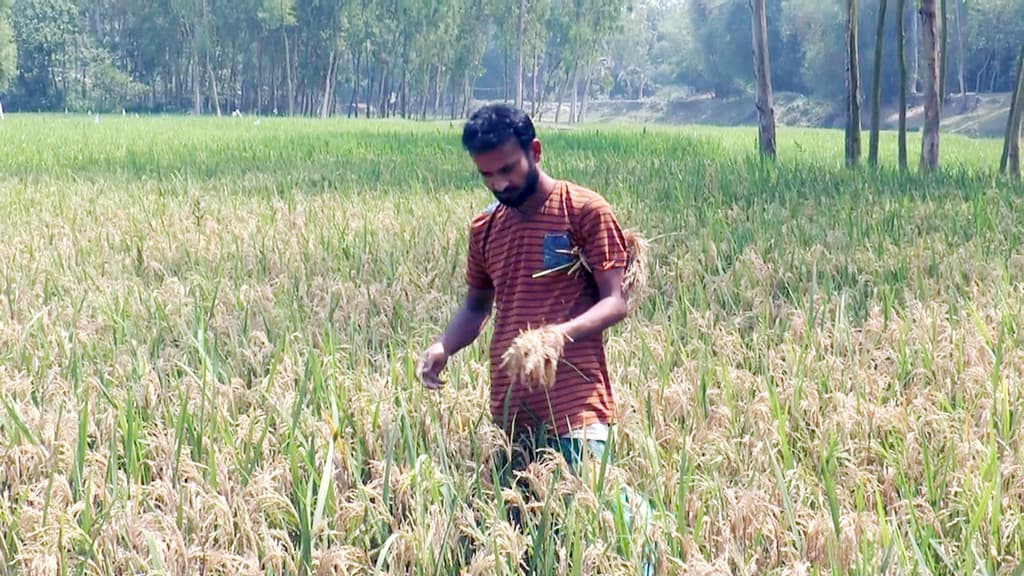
[461,103,536,155]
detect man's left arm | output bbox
[554,196,630,342]
[555,267,628,342]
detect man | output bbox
[416,103,630,466]
[417,103,656,574]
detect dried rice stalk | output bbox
[621,229,650,308]
[536,228,650,309]
[500,325,566,391]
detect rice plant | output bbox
[0,114,1022,575]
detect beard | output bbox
[492,162,540,209]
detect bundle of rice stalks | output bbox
[500,325,566,391]
[507,231,651,389]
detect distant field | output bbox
[574,92,1014,139]
[1,115,1023,575]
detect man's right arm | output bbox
[419,213,495,389]
[439,286,494,354]
[417,286,493,389]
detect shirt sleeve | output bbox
[466,216,494,290]
[577,196,628,273]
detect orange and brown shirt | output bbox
[466,180,629,437]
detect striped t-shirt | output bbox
[466,180,629,437]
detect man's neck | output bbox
[513,172,558,215]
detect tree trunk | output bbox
[228,47,239,112]
[911,4,920,93]
[463,71,472,118]
[388,68,395,118]
[531,52,540,116]
[192,48,202,115]
[869,0,888,167]
[320,50,336,119]
[846,0,862,167]
[271,55,278,113]
[578,62,594,123]
[163,64,171,112]
[0,98,4,120]
[434,65,444,117]
[349,50,362,118]
[400,48,411,119]
[940,0,948,104]
[206,51,221,117]
[920,0,941,174]
[284,30,294,116]
[450,76,457,120]
[975,50,991,95]
[375,64,385,118]
[419,65,431,119]
[330,51,342,117]
[256,41,263,114]
[954,0,965,99]
[367,59,376,117]
[515,0,526,109]
[555,67,569,123]
[750,0,777,159]
[536,61,550,121]
[897,0,909,171]
[388,69,395,118]
[1000,46,1024,177]
[401,64,409,119]
[176,63,184,111]
[569,65,580,124]
[378,66,387,118]
[503,48,509,102]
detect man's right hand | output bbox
[417,286,493,390]
[417,341,449,389]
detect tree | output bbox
[962,0,1024,94]
[897,0,909,171]
[779,0,844,99]
[299,1,345,119]
[514,0,526,109]
[953,0,965,99]
[171,0,215,115]
[750,0,776,159]
[1001,45,1024,178]
[846,0,862,167]
[259,0,296,115]
[10,0,79,111]
[0,0,15,118]
[551,0,627,123]
[606,2,660,100]
[920,0,942,174]
[2,0,1021,123]
[869,0,888,167]
[668,0,752,98]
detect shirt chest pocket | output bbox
[543,231,576,270]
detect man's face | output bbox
[470,139,541,208]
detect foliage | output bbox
[0,0,1021,120]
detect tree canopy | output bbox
[0,0,1020,116]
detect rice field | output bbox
[1,114,1023,575]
